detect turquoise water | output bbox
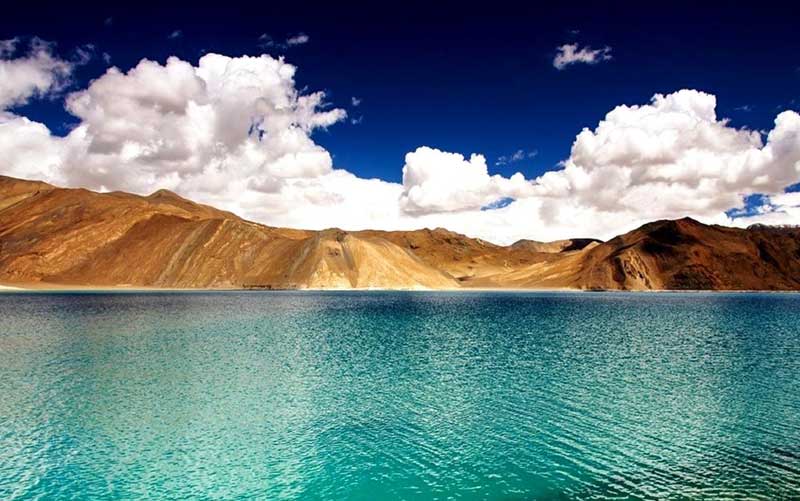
[1,292,799,499]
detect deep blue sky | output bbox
[3,1,798,183]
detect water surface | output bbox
[1,291,799,499]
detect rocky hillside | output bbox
[1,176,798,290]
[573,218,800,290]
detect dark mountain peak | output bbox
[511,238,601,253]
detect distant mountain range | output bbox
[2,175,799,291]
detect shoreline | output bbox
[1,283,799,294]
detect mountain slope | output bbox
[1,176,799,290]
[573,218,800,290]
[510,238,601,254]
[0,176,454,289]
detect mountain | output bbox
[510,238,601,254]
[573,218,800,290]
[1,175,799,290]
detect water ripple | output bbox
[0,291,799,499]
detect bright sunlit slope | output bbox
[1,175,799,290]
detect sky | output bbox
[1,1,799,244]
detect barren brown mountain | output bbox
[1,175,799,290]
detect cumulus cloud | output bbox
[0,114,65,182]
[391,91,800,241]
[725,191,800,227]
[399,147,537,214]
[0,37,74,109]
[1,52,347,210]
[523,90,800,238]
[539,91,799,214]
[0,41,798,246]
[553,43,612,70]
[168,30,183,40]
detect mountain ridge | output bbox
[1,175,799,291]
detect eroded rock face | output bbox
[574,218,800,290]
[2,176,799,290]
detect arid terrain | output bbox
[2,175,799,291]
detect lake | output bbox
[1,291,798,499]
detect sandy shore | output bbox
[1,282,798,294]
[0,285,24,290]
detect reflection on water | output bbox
[0,291,799,499]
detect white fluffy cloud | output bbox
[0,44,798,245]
[532,90,800,231]
[724,191,800,227]
[553,43,612,70]
[399,147,536,214]
[0,115,65,181]
[2,53,346,207]
[0,37,73,109]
